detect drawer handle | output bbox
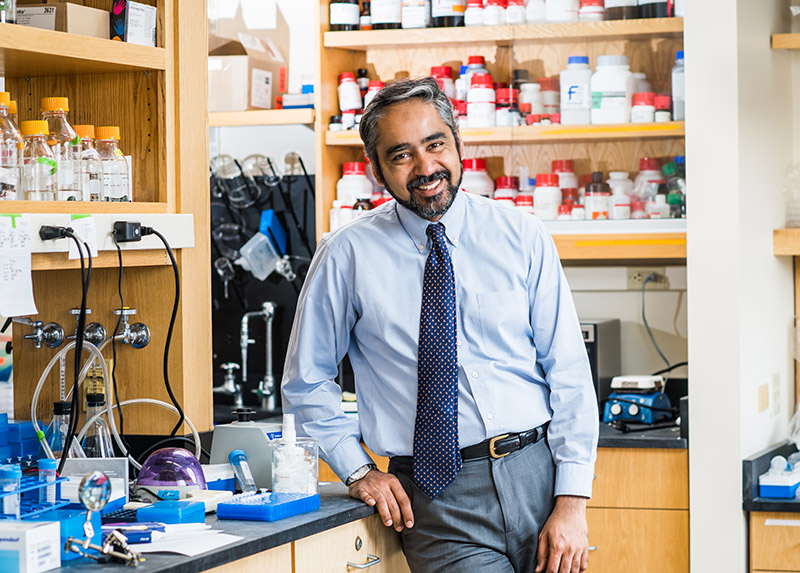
[765,519,800,527]
[589,546,598,552]
[347,554,381,569]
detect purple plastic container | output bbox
[136,448,206,488]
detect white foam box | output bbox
[0,521,60,573]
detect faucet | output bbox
[240,301,278,411]
[215,362,243,408]
[13,317,64,349]
[113,308,150,349]
[66,308,107,346]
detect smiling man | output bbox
[282,77,598,573]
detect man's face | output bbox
[372,100,463,221]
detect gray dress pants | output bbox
[388,438,556,573]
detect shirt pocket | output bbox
[476,289,532,358]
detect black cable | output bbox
[137,436,210,465]
[642,275,671,370]
[141,227,184,437]
[652,361,688,377]
[57,232,91,476]
[297,155,316,202]
[266,157,314,257]
[111,231,130,452]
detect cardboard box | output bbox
[110,0,157,47]
[0,521,60,573]
[208,3,289,111]
[16,2,109,39]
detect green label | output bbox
[0,213,22,228]
[591,92,603,110]
[38,156,58,175]
[69,135,81,146]
[71,214,91,220]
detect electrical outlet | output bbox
[758,384,769,413]
[626,267,668,290]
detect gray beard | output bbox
[385,176,462,220]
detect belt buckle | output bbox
[489,434,510,459]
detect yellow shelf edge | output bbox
[209,109,316,127]
[0,201,168,214]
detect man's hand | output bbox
[535,495,589,573]
[348,470,415,532]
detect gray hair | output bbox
[359,77,459,181]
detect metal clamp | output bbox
[346,554,381,569]
[489,434,510,459]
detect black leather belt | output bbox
[460,422,550,461]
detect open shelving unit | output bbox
[209,108,315,127]
[771,33,800,50]
[4,0,212,436]
[314,4,685,261]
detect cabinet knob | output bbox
[346,553,381,569]
[589,546,598,552]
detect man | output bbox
[282,77,598,573]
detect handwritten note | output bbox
[0,214,37,317]
[68,214,99,260]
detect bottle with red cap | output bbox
[364,80,385,110]
[505,0,526,24]
[464,55,489,87]
[633,156,663,193]
[584,171,610,220]
[482,0,505,25]
[538,77,560,116]
[494,176,518,201]
[515,193,535,214]
[338,73,363,112]
[654,94,672,122]
[467,74,496,128]
[631,92,656,123]
[336,162,374,208]
[464,0,483,25]
[431,66,455,99]
[534,173,561,220]
[578,0,604,21]
[456,101,468,128]
[495,88,520,127]
[461,158,494,197]
[552,159,578,194]
[557,204,573,220]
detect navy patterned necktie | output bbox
[413,223,461,499]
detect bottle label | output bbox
[360,15,372,27]
[402,0,430,27]
[562,83,589,108]
[604,0,637,6]
[672,73,685,99]
[372,0,402,23]
[592,91,627,109]
[432,0,466,18]
[330,3,360,25]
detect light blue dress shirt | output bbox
[281,189,599,498]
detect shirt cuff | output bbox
[325,437,375,482]
[554,461,595,499]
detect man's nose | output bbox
[412,153,439,178]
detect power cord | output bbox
[111,231,130,452]
[642,273,671,371]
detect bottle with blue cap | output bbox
[38,458,58,504]
[671,50,685,121]
[560,56,593,125]
[0,464,21,518]
[229,450,258,494]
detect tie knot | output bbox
[426,223,446,242]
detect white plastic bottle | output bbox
[463,56,489,91]
[545,0,579,22]
[96,126,130,202]
[464,0,483,25]
[559,56,593,125]
[671,50,685,121]
[632,72,652,94]
[608,171,633,219]
[336,162,373,207]
[590,55,635,124]
[539,77,560,116]
[607,171,633,197]
[401,0,430,28]
[431,66,455,99]
[461,158,494,197]
[631,92,656,123]
[533,173,561,220]
[74,125,104,201]
[526,0,546,23]
[552,159,578,192]
[494,176,518,201]
[505,0,526,24]
[364,80,385,110]
[466,74,496,128]
[578,0,604,21]
[519,83,544,115]
[482,0,505,26]
[338,72,363,112]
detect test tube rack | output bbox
[0,472,70,519]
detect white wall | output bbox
[686,1,795,570]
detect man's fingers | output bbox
[535,532,548,573]
[389,478,414,527]
[371,490,395,527]
[546,549,562,573]
[382,488,404,531]
[581,547,589,572]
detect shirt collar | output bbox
[395,187,466,252]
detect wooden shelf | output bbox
[0,201,168,214]
[772,34,800,50]
[773,229,800,255]
[0,23,167,77]
[553,232,687,260]
[209,108,315,127]
[32,250,169,271]
[325,122,684,147]
[324,17,683,50]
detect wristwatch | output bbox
[345,463,378,486]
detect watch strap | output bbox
[345,463,378,486]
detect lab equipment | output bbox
[0,520,61,573]
[74,125,105,202]
[229,449,258,493]
[134,448,206,502]
[96,126,130,202]
[240,301,279,411]
[20,120,57,201]
[0,91,22,201]
[41,97,81,201]
[759,455,800,499]
[136,500,205,524]
[272,413,319,494]
[216,491,320,522]
[82,393,114,458]
[38,458,57,504]
[602,375,674,425]
[27,508,102,562]
[0,464,21,518]
[0,466,69,520]
[209,408,282,489]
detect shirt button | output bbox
[418,244,424,250]
[471,371,478,378]
[456,340,461,346]
[487,412,493,420]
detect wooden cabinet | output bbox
[750,512,800,572]
[207,544,293,573]
[294,514,410,573]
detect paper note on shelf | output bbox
[0,214,37,317]
[68,214,99,260]
[133,531,242,556]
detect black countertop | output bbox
[53,483,375,572]
[598,422,686,449]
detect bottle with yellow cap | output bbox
[0,92,22,200]
[41,97,82,201]
[96,126,130,202]
[74,125,104,202]
[20,120,56,201]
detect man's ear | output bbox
[370,157,386,186]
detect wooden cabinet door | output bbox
[294,514,411,573]
[206,544,292,572]
[586,507,689,573]
[590,448,689,510]
[750,512,800,571]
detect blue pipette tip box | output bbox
[217,492,320,522]
[136,500,205,524]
